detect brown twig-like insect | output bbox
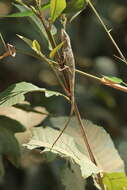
[51,29,75,148]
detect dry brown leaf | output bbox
[0,106,47,128]
[0,104,48,144]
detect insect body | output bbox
[51,29,75,148]
[61,29,75,114]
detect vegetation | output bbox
[0,0,127,189]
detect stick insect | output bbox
[51,29,75,148]
[0,33,16,60]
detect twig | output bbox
[76,69,127,93]
[87,0,127,64]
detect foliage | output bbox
[50,0,66,22]
[0,115,25,176]
[0,0,127,189]
[0,82,66,107]
[103,173,127,190]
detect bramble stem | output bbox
[88,0,127,64]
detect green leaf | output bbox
[15,4,57,49]
[49,41,64,58]
[0,156,4,177]
[43,152,57,162]
[0,82,67,107]
[17,35,33,47]
[103,76,123,84]
[0,2,50,17]
[0,115,25,133]
[103,172,127,190]
[64,0,87,14]
[25,126,101,178]
[17,35,46,59]
[14,3,47,39]
[0,126,20,168]
[50,0,66,22]
[32,40,41,54]
[0,116,26,175]
[17,35,43,56]
[61,162,86,190]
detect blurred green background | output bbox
[0,0,127,189]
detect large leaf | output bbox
[49,117,125,173]
[0,115,26,175]
[0,104,48,144]
[103,172,127,190]
[0,126,20,166]
[0,82,67,107]
[64,0,87,14]
[61,162,86,190]
[0,115,25,133]
[17,35,47,59]
[50,0,66,22]
[17,35,33,48]
[14,3,47,39]
[25,127,101,178]
[0,2,50,17]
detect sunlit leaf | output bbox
[103,76,123,84]
[32,40,41,54]
[17,35,44,57]
[103,172,127,190]
[0,82,67,107]
[17,35,33,47]
[49,117,125,173]
[25,127,101,178]
[0,104,48,144]
[64,0,87,14]
[49,41,64,58]
[50,0,66,22]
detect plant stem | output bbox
[35,10,69,90]
[74,103,96,163]
[17,48,127,95]
[76,69,127,94]
[74,103,105,190]
[88,0,127,64]
[76,69,101,81]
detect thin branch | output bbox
[17,48,127,94]
[35,9,70,90]
[76,69,101,81]
[74,103,105,190]
[87,0,127,64]
[76,69,127,93]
